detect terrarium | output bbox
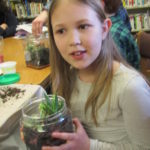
[24,34,50,69]
[20,94,73,150]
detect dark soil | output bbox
[23,115,73,150]
[26,48,49,69]
[0,86,25,103]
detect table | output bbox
[3,37,51,88]
[0,37,51,149]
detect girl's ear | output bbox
[102,18,112,40]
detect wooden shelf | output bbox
[126,5,150,10]
[17,15,37,20]
[131,28,150,33]
[10,0,21,2]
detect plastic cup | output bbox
[0,61,17,74]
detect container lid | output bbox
[0,73,20,85]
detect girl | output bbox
[0,0,18,38]
[43,0,150,149]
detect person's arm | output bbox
[120,75,150,148]
[90,75,150,150]
[117,2,131,31]
[32,1,51,35]
[2,10,18,38]
[111,26,140,70]
[32,10,48,35]
[121,31,140,70]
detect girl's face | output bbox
[51,0,109,70]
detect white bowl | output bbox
[0,61,16,74]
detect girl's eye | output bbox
[56,29,65,34]
[79,24,90,30]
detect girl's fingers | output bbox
[73,118,81,126]
[52,132,75,141]
[73,118,84,131]
[42,144,71,150]
[42,118,88,150]
[42,146,59,150]
[52,118,84,141]
[51,118,81,141]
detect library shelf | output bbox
[126,5,150,10]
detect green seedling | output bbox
[39,94,63,118]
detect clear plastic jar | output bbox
[24,34,50,69]
[20,95,73,150]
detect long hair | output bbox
[48,0,127,125]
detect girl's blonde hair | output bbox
[48,0,127,125]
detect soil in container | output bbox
[23,114,73,150]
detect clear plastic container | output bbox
[24,34,50,69]
[20,95,73,150]
[0,61,16,74]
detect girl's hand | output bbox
[42,118,90,150]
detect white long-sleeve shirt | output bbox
[70,64,150,150]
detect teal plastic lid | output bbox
[0,73,20,85]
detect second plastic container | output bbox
[24,34,50,69]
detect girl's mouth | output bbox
[71,51,86,60]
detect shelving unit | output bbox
[8,0,48,23]
[126,5,150,10]
[124,0,150,33]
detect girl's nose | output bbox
[69,30,81,46]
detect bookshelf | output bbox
[124,0,150,32]
[8,0,48,23]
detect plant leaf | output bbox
[39,94,62,118]
[44,93,51,106]
[55,94,58,112]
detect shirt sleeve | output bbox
[110,23,140,70]
[90,75,150,150]
[117,29,140,70]
[123,33,140,70]
[90,139,146,150]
